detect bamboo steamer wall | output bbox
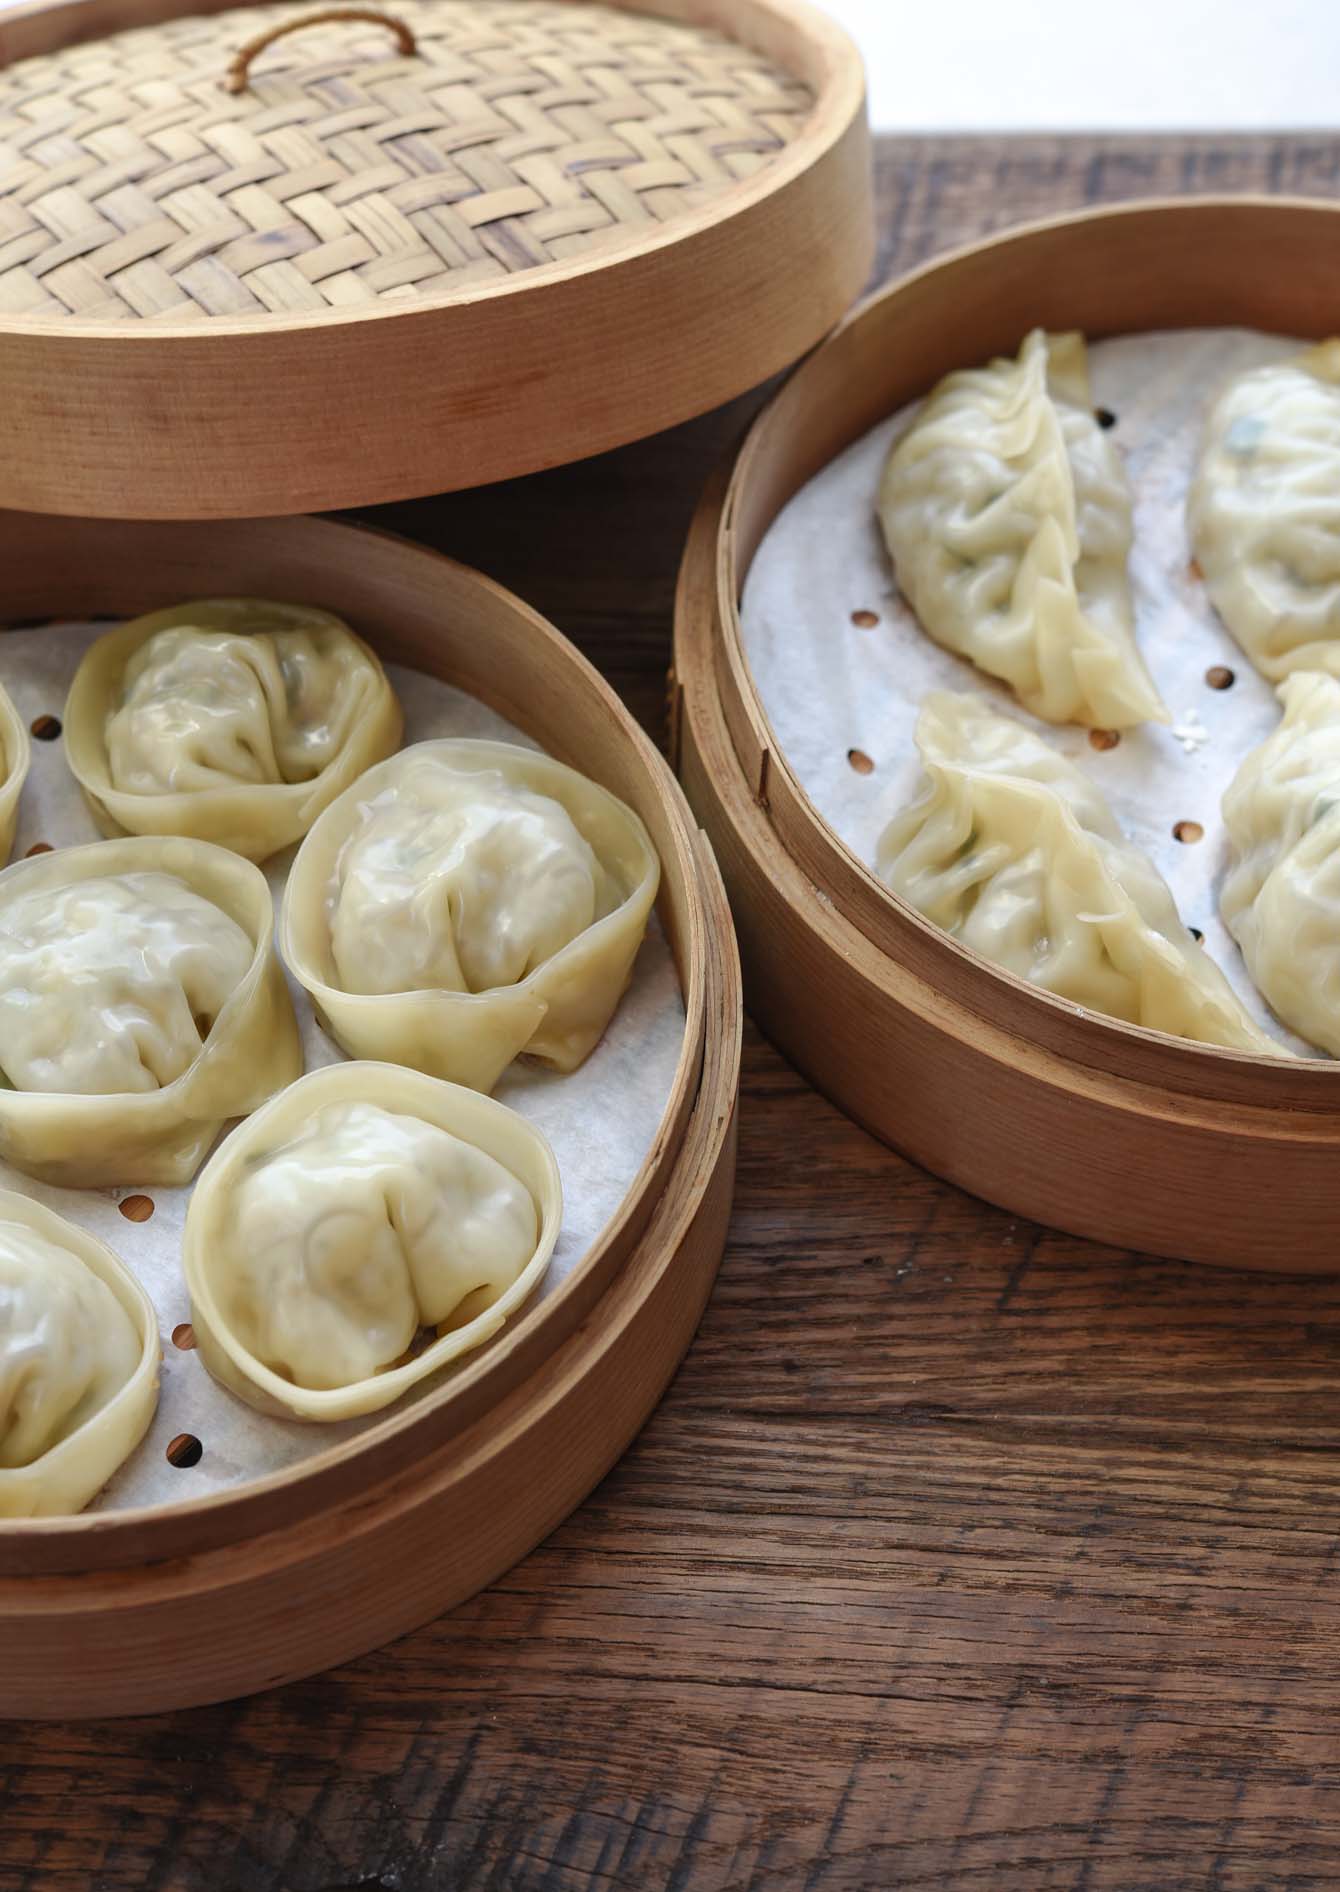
[673,199,1340,1274]
[0,512,742,1715]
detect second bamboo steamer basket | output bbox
[0,511,742,1716]
[0,0,871,516]
[673,197,1340,1274]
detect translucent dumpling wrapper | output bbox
[876,692,1283,1054]
[0,836,303,1187]
[878,329,1168,730]
[1189,342,1340,680]
[183,1061,562,1422]
[1222,669,1340,1053]
[282,739,661,1092]
[0,1190,159,1516]
[0,681,30,868]
[63,599,404,861]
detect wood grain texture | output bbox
[7,130,1340,1888]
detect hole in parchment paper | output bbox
[166,1433,203,1470]
[1206,666,1235,690]
[1094,407,1117,429]
[23,842,51,857]
[29,714,61,741]
[171,1322,197,1351]
[1089,729,1120,751]
[1189,927,1205,943]
[1189,558,1204,581]
[1173,820,1205,844]
[850,609,880,629]
[119,1193,154,1223]
[847,748,874,775]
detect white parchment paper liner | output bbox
[741,327,1321,1058]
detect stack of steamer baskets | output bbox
[0,0,871,1713]
[674,199,1340,1275]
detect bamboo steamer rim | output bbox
[0,507,735,1575]
[701,194,1340,1113]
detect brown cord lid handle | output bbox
[224,7,417,94]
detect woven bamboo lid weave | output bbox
[0,0,871,517]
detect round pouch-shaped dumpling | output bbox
[0,681,30,867]
[0,836,303,1187]
[183,1061,562,1421]
[64,599,403,861]
[281,739,660,1092]
[0,1189,159,1516]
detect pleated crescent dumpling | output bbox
[183,1062,561,1421]
[64,599,403,861]
[879,330,1168,730]
[0,682,30,867]
[877,692,1281,1054]
[282,739,660,1092]
[0,1190,159,1516]
[1221,670,1340,1053]
[1189,342,1340,679]
[0,836,303,1186]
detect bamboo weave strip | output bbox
[0,0,813,321]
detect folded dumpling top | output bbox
[1221,669,1340,1053]
[879,330,1168,730]
[0,1189,159,1516]
[0,836,302,1187]
[1189,341,1340,679]
[0,868,254,1096]
[183,1061,561,1422]
[877,692,1280,1055]
[65,599,403,861]
[282,739,660,1093]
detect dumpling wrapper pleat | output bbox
[878,691,1284,1056]
[183,1061,561,1422]
[0,1189,159,1517]
[879,329,1168,731]
[281,739,660,1093]
[1189,340,1340,681]
[0,836,302,1187]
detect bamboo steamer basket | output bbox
[672,197,1340,1275]
[0,509,741,1717]
[0,0,871,518]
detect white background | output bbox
[818,0,1340,133]
[0,0,1336,131]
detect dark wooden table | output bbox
[8,133,1340,1892]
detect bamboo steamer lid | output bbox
[0,0,871,517]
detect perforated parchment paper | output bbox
[740,326,1322,1058]
[0,624,685,1512]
